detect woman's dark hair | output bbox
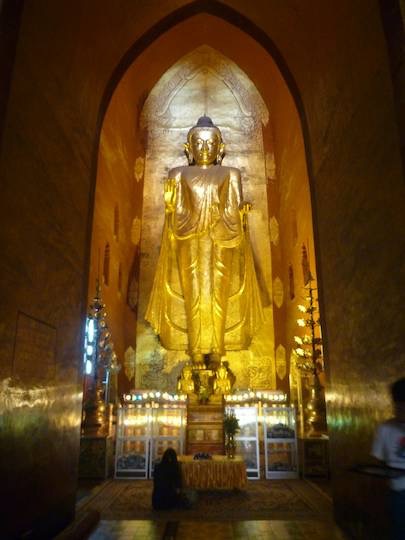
[391,377,405,403]
[161,447,178,465]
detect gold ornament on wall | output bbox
[269,216,279,246]
[127,277,139,311]
[124,346,136,382]
[272,277,284,308]
[265,152,276,180]
[131,217,141,246]
[275,344,287,380]
[134,157,145,183]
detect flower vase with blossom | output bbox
[293,278,327,436]
[223,412,240,459]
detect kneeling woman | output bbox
[152,448,182,510]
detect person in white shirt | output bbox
[372,377,405,540]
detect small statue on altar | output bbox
[213,362,232,395]
[177,364,195,395]
[145,116,263,371]
[222,360,236,389]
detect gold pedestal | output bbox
[79,435,114,479]
[305,374,327,437]
[186,398,224,455]
[298,436,329,478]
[82,386,108,436]
[80,386,114,479]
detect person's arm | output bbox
[371,424,387,465]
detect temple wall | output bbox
[0,1,403,538]
[0,3,93,536]
[89,72,145,394]
[261,72,317,401]
[269,74,319,421]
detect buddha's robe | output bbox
[145,164,263,356]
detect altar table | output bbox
[178,455,247,490]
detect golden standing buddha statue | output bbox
[146,117,263,369]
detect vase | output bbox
[305,373,327,436]
[225,433,236,459]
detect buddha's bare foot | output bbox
[191,353,205,370]
[208,353,221,370]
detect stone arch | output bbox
[90,6,318,290]
[97,1,308,145]
[92,9,317,394]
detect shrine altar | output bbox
[178,455,247,490]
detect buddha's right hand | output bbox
[240,201,252,230]
[164,178,177,213]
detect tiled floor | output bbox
[87,519,348,539]
[87,520,165,540]
[81,477,347,539]
[76,480,104,504]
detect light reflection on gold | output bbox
[325,383,391,431]
[0,378,82,430]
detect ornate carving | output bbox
[248,356,273,388]
[124,346,136,382]
[142,46,268,129]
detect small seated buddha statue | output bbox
[213,362,232,395]
[177,364,195,395]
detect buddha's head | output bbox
[185,116,225,167]
[217,364,228,378]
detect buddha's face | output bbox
[188,128,222,167]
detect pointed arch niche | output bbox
[89,13,318,395]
